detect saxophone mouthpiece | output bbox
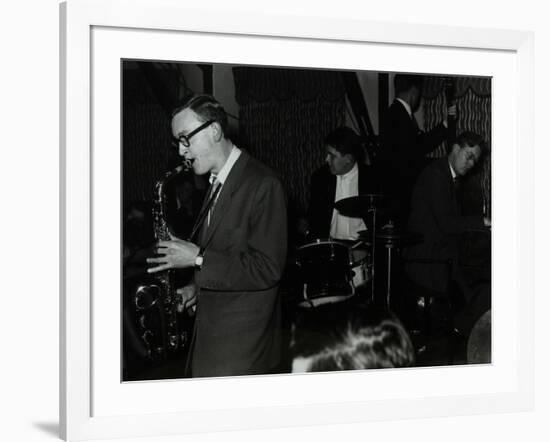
[182,158,194,171]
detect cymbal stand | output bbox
[379,220,398,309]
[366,196,377,303]
[384,239,395,309]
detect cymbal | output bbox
[374,228,423,246]
[334,194,386,217]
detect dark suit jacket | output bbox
[404,157,484,294]
[191,151,288,377]
[379,100,448,227]
[307,163,379,239]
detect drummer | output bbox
[305,126,380,241]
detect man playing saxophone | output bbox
[147,94,288,377]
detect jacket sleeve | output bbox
[416,123,449,156]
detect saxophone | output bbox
[134,159,194,360]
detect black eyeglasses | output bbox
[173,120,215,148]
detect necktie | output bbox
[452,177,461,215]
[206,177,220,226]
[453,176,460,191]
[187,176,221,243]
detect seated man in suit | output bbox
[306,126,379,240]
[404,131,490,333]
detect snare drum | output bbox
[296,239,356,307]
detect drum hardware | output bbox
[350,237,371,248]
[333,194,386,217]
[335,194,387,302]
[373,223,423,308]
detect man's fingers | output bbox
[147,263,171,273]
[146,256,168,264]
[157,241,174,249]
[183,295,197,308]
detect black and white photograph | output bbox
[121,61,492,381]
[6,0,550,440]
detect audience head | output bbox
[291,304,415,372]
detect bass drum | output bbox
[296,239,355,308]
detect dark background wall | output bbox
[122,61,491,221]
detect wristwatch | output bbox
[194,251,204,270]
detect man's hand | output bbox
[447,103,457,118]
[146,236,200,273]
[483,217,492,227]
[176,283,197,313]
[443,103,457,128]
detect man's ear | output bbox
[211,121,223,142]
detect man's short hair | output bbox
[171,94,229,137]
[324,126,364,163]
[452,131,489,157]
[394,74,424,95]
[292,304,415,371]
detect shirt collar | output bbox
[211,145,241,185]
[396,98,413,118]
[448,160,457,180]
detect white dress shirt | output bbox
[207,145,241,224]
[330,162,366,240]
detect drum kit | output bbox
[295,194,422,308]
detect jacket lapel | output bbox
[202,152,250,247]
[441,158,459,214]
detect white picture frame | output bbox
[60,0,534,440]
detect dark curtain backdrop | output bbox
[233,67,346,216]
[122,65,182,209]
[423,76,492,215]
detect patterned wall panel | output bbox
[423,76,492,214]
[234,67,346,216]
[122,66,181,210]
